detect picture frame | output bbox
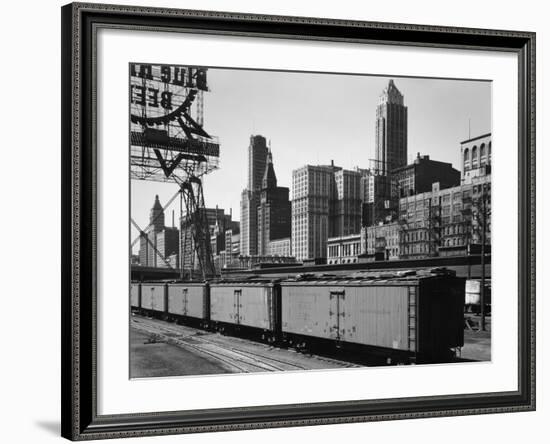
[61,2,536,440]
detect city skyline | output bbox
[131,69,491,249]
[127,63,493,380]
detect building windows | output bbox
[480,143,486,166]
[464,148,470,170]
[471,145,478,168]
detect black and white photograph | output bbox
[1,0,544,442]
[129,64,492,378]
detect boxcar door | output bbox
[338,291,346,340]
[234,289,242,325]
[329,290,344,340]
[182,288,188,316]
[150,286,156,312]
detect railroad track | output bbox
[132,317,305,372]
[131,315,359,373]
[134,317,254,372]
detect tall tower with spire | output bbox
[149,194,165,232]
[139,195,179,268]
[375,79,408,176]
[262,150,277,189]
[257,150,291,255]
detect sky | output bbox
[130,67,491,251]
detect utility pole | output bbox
[480,184,487,331]
[465,182,490,332]
[428,197,432,256]
[461,199,473,279]
[180,189,184,281]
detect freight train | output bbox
[465,279,492,314]
[130,269,465,364]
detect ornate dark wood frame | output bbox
[61,2,536,440]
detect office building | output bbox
[362,222,400,260]
[461,133,492,184]
[333,169,362,237]
[239,189,253,256]
[291,164,338,261]
[375,79,408,175]
[360,172,394,226]
[138,195,179,268]
[327,234,362,265]
[180,206,238,271]
[221,228,241,269]
[392,153,461,197]
[257,151,291,255]
[399,175,491,258]
[291,162,368,261]
[240,135,269,256]
[267,237,292,257]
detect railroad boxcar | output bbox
[209,281,280,340]
[167,282,210,326]
[465,279,491,314]
[280,273,465,362]
[140,283,168,317]
[130,282,141,311]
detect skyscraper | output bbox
[360,172,393,226]
[149,194,165,232]
[291,163,365,261]
[248,135,269,191]
[139,195,179,268]
[333,169,362,237]
[291,164,338,261]
[240,135,269,256]
[375,79,408,175]
[257,151,291,255]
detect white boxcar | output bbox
[465,279,491,309]
[465,279,481,305]
[209,282,278,330]
[167,283,209,320]
[281,275,464,356]
[140,283,167,313]
[130,282,141,308]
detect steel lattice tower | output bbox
[130,64,219,280]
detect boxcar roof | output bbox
[279,269,458,286]
[210,279,280,286]
[135,268,458,286]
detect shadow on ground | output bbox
[35,420,59,436]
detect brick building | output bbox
[391,153,460,197]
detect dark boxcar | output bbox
[167,282,209,321]
[209,281,280,332]
[280,273,464,361]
